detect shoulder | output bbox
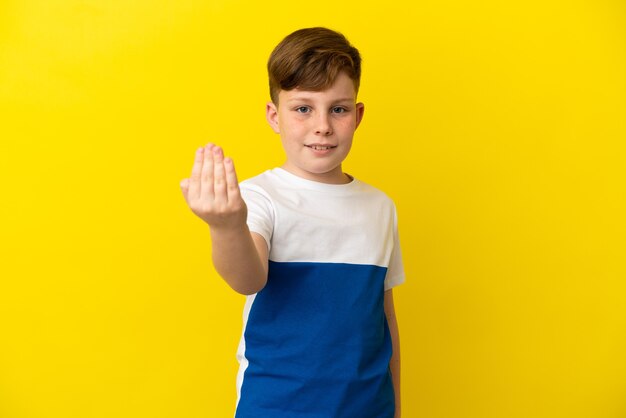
[240,169,272,188]
[352,178,397,208]
[240,169,289,199]
[350,179,401,230]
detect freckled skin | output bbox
[265,72,365,185]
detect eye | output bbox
[295,106,311,113]
[331,106,347,114]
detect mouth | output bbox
[305,144,337,151]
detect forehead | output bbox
[279,72,357,103]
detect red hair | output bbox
[267,27,362,105]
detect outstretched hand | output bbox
[180,144,247,229]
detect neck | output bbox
[280,164,352,184]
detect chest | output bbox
[268,192,394,265]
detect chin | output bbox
[307,164,342,175]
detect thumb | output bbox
[180,178,189,202]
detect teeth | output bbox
[308,145,333,150]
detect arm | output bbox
[180,143,268,295]
[385,289,401,418]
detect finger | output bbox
[180,178,189,203]
[200,143,215,202]
[188,147,204,201]
[224,157,241,203]
[212,146,227,203]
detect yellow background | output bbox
[1,1,625,417]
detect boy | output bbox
[180,27,404,418]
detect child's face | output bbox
[266,72,365,184]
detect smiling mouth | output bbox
[305,145,337,151]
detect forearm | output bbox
[210,224,267,295]
[181,144,268,295]
[385,289,401,418]
[389,315,401,417]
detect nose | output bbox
[314,113,333,136]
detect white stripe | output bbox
[235,293,257,413]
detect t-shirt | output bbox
[234,167,405,418]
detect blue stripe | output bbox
[237,261,394,418]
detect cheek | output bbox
[281,120,306,138]
[337,118,357,132]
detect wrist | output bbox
[208,220,250,238]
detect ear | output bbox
[355,102,365,130]
[266,102,280,134]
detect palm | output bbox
[180,144,247,228]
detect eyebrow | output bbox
[285,97,355,104]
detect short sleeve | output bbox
[384,206,405,291]
[239,182,275,252]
